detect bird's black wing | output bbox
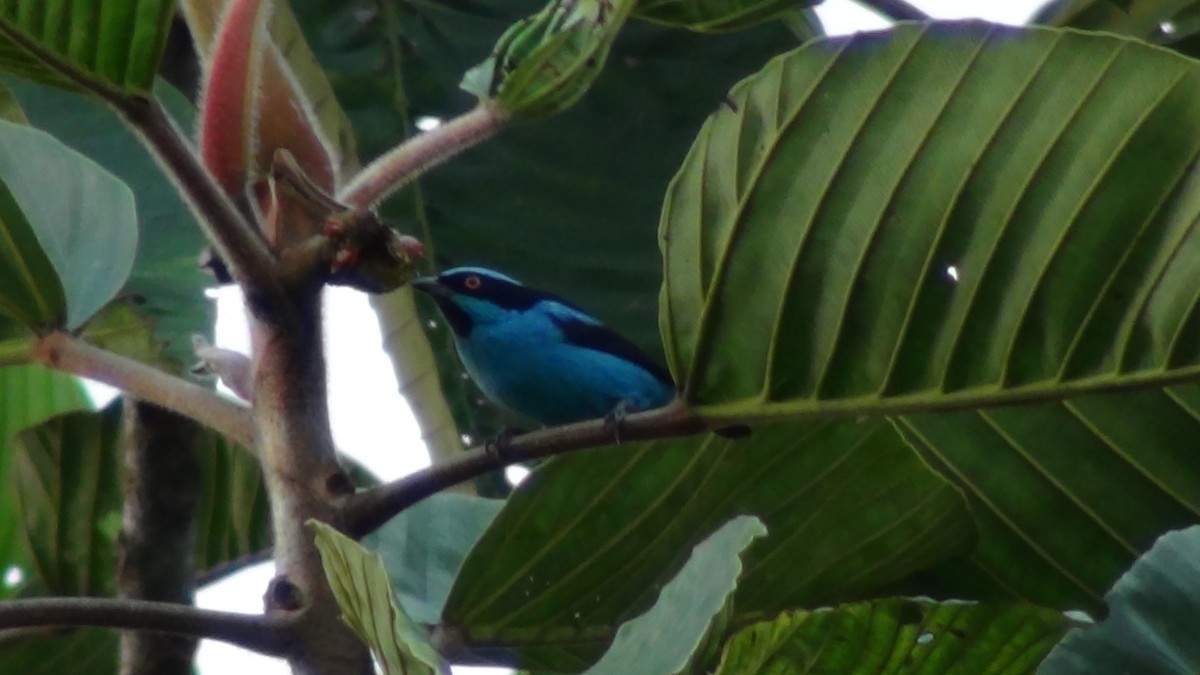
[546,310,675,387]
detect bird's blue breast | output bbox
[453,304,676,426]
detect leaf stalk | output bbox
[33,332,255,448]
[338,103,509,208]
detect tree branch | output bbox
[34,333,256,449]
[858,0,930,21]
[114,96,286,302]
[247,289,374,673]
[338,103,509,208]
[195,549,273,588]
[340,404,708,538]
[0,598,296,657]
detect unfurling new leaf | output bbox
[462,0,636,119]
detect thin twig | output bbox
[340,404,708,538]
[34,333,256,448]
[0,597,296,657]
[114,96,286,302]
[195,548,273,588]
[858,0,930,21]
[338,103,509,208]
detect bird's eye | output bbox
[464,275,482,290]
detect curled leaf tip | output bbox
[198,0,275,196]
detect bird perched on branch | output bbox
[411,266,677,430]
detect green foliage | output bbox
[0,0,174,95]
[0,365,91,599]
[661,23,1200,420]
[0,407,110,675]
[5,408,124,598]
[193,430,271,575]
[0,630,117,675]
[311,521,448,675]
[7,77,212,367]
[0,404,267,597]
[1039,526,1200,674]
[441,420,975,670]
[0,119,136,330]
[0,403,268,668]
[463,0,637,118]
[583,516,765,675]
[899,385,1200,614]
[715,599,1069,674]
[365,493,504,624]
[4,3,1200,675]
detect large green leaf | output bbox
[0,365,91,599]
[0,367,90,441]
[441,420,975,670]
[193,429,271,574]
[1039,525,1200,674]
[0,404,269,670]
[311,521,447,675]
[7,77,211,367]
[584,516,765,675]
[896,383,1200,614]
[290,0,797,441]
[365,492,503,625]
[714,598,1069,674]
[0,119,137,330]
[661,22,1200,420]
[0,184,64,328]
[0,630,117,675]
[13,404,269,584]
[0,0,173,95]
[0,387,102,675]
[5,407,123,597]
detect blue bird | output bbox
[411,266,677,428]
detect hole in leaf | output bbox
[506,465,531,486]
[3,566,23,588]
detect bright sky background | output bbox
[100,1,1050,673]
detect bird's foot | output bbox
[485,427,526,462]
[604,401,631,444]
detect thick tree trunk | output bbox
[249,289,373,674]
[118,399,203,675]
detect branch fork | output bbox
[265,150,424,294]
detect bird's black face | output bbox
[412,267,562,338]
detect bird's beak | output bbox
[410,276,450,298]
